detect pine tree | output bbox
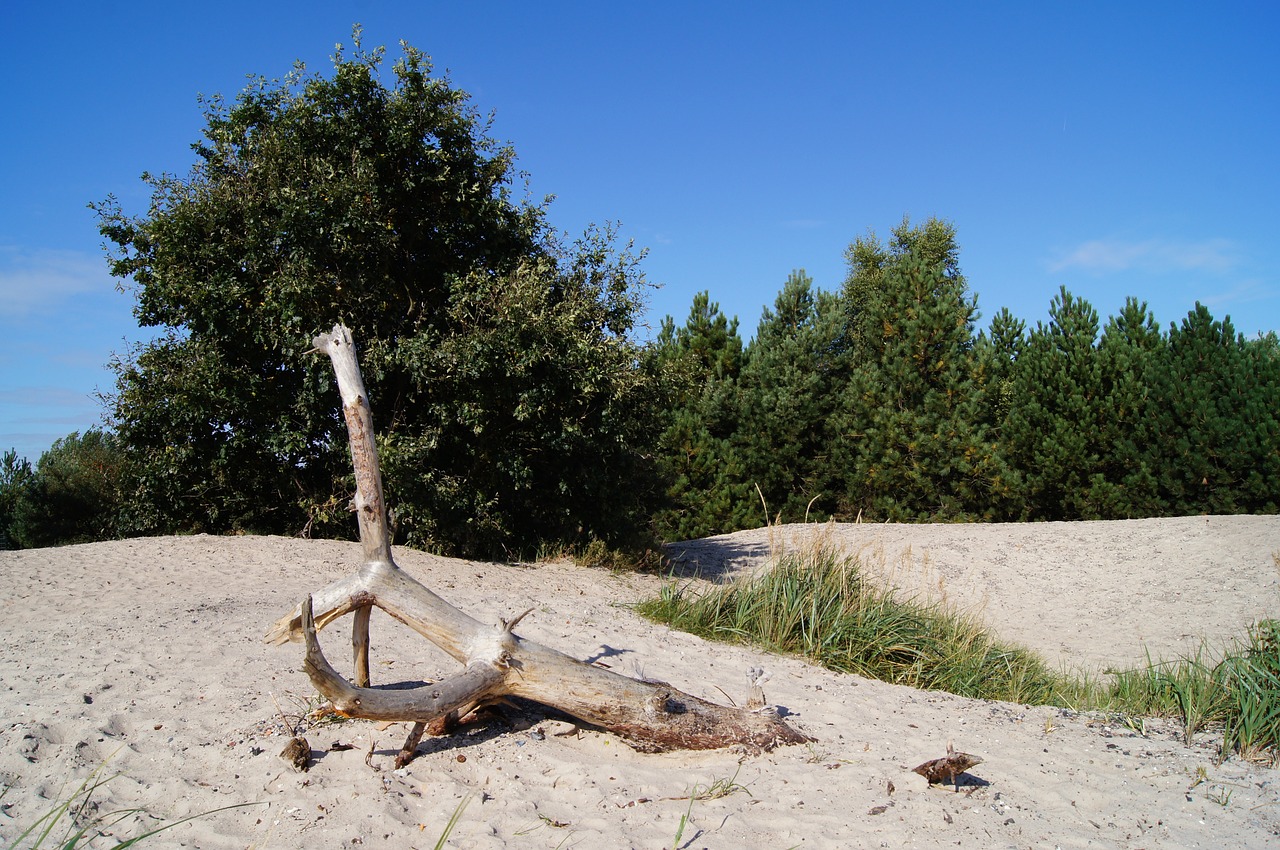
[1154,304,1280,513]
[842,216,965,364]
[973,307,1026,440]
[833,253,1015,520]
[735,271,845,524]
[653,293,755,540]
[1002,287,1104,520]
[1090,297,1165,517]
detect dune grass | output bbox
[637,539,1280,763]
[2,755,262,850]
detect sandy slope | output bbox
[1,519,1278,848]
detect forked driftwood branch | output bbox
[266,325,811,755]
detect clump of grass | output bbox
[667,767,750,850]
[639,540,1280,763]
[1086,620,1280,762]
[1215,619,1280,761]
[638,540,1078,706]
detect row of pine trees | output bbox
[651,218,1280,542]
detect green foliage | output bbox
[1154,305,1280,514]
[374,239,669,557]
[652,292,754,540]
[1089,297,1166,517]
[0,449,35,549]
[734,270,845,524]
[92,32,665,557]
[6,431,129,549]
[972,306,1025,432]
[841,215,965,362]
[834,252,1018,521]
[1001,287,1106,519]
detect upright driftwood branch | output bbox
[269,324,811,754]
[313,327,388,686]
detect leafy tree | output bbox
[7,431,129,548]
[833,253,1017,520]
[375,238,668,556]
[735,270,845,523]
[93,33,663,557]
[1154,304,1280,514]
[652,292,754,540]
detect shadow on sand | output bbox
[661,535,773,583]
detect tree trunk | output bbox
[267,325,811,755]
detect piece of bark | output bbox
[280,736,311,772]
[912,741,984,791]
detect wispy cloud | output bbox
[0,247,114,316]
[1199,278,1274,310]
[1048,238,1239,275]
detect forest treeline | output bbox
[2,37,1277,555]
[651,216,1280,542]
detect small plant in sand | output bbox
[668,767,751,850]
[429,795,472,850]
[2,755,260,849]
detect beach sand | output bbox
[2,517,1278,848]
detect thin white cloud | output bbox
[0,247,114,316]
[1200,278,1274,310]
[1048,238,1239,275]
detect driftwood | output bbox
[266,324,811,756]
[912,742,984,791]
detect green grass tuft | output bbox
[640,541,1280,763]
[639,541,1077,705]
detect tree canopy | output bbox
[92,33,667,558]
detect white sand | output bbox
[2,518,1278,848]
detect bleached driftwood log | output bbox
[266,325,811,755]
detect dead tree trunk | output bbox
[266,325,811,754]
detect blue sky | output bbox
[3,2,1277,462]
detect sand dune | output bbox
[2,518,1278,848]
